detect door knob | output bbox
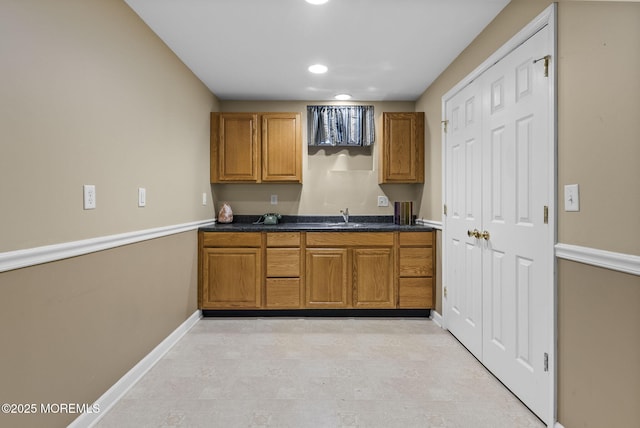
[481,230,490,240]
[467,229,481,239]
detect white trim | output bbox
[415,219,443,230]
[0,219,215,273]
[555,243,640,276]
[554,423,565,428]
[429,310,444,328]
[68,310,202,428]
[442,5,554,101]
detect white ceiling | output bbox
[124,0,510,101]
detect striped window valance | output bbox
[307,105,375,146]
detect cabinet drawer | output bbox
[202,232,261,247]
[399,232,433,247]
[398,277,433,308]
[266,278,301,308]
[399,247,433,277]
[266,248,301,277]
[266,232,301,247]
[306,232,393,247]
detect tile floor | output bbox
[95,318,544,428]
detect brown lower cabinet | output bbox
[198,230,433,310]
[265,232,302,308]
[199,232,262,309]
[398,232,434,308]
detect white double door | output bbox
[443,26,552,423]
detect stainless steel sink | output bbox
[293,222,385,229]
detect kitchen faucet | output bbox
[340,208,349,223]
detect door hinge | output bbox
[443,204,448,216]
[543,205,549,224]
[443,286,448,299]
[441,120,449,133]
[533,55,551,77]
[544,352,549,372]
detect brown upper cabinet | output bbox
[379,112,425,184]
[210,112,302,183]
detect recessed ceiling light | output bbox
[334,94,352,100]
[308,64,328,74]
[305,0,329,4]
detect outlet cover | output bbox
[377,195,389,207]
[270,194,278,205]
[83,185,96,210]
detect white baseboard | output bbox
[554,422,565,428]
[0,219,215,273]
[68,310,202,428]
[430,310,444,328]
[555,243,640,276]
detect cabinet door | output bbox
[262,113,302,182]
[305,248,349,308]
[216,113,259,182]
[353,248,395,308]
[201,248,261,308]
[380,112,424,183]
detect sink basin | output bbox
[293,222,387,229]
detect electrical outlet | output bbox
[564,184,580,212]
[138,188,146,207]
[270,194,278,205]
[83,185,96,210]
[377,195,389,207]
[202,193,207,206]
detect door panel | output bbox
[444,79,483,359]
[305,249,349,308]
[481,26,550,420]
[353,248,394,308]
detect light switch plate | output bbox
[138,187,146,207]
[564,184,579,211]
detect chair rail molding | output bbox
[0,219,216,273]
[555,243,640,276]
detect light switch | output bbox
[138,187,146,207]
[564,184,579,212]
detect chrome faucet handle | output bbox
[340,208,349,223]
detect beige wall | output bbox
[0,231,199,428]
[0,0,219,253]
[558,260,640,427]
[0,1,215,427]
[215,100,422,217]
[417,1,640,426]
[558,1,640,254]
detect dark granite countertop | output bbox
[199,215,433,232]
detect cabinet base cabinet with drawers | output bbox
[198,230,434,311]
[265,232,303,308]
